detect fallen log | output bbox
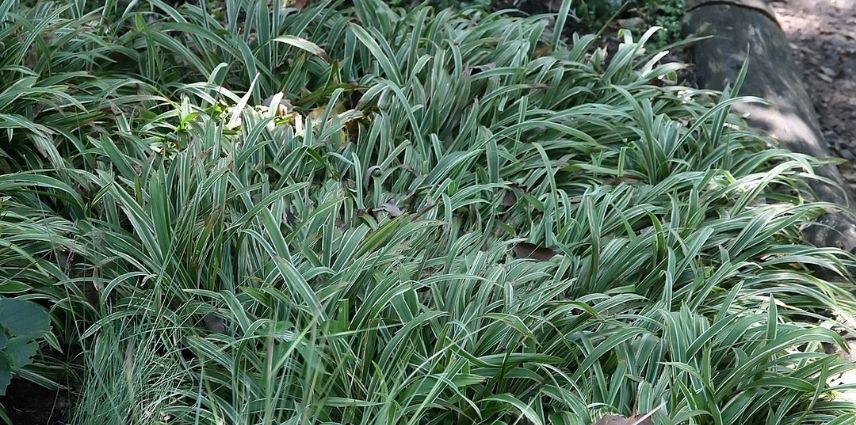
[686,0,856,252]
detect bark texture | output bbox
[686,0,856,251]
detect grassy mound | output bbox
[2,1,856,424]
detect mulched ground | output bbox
[770,0,856,187]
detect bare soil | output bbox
[770,0,856,185]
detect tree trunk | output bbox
[686,0,856,251]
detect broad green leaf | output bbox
[0,299,50,339]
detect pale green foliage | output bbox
[1,0,856,424]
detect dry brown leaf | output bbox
[603,176,641,186]
[203,313,228,334]
[290,0,309,10]
[512,243,557,261]
[376,203,403,217]
[593,414,653,425]
[501,191,516,206]
[593,406,660,425]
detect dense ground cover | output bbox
[489,0,685,47]
[2,0,856,424]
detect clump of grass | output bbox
[72,317,187,425]
[1,1,856,424]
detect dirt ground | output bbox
[770,0,856,183]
